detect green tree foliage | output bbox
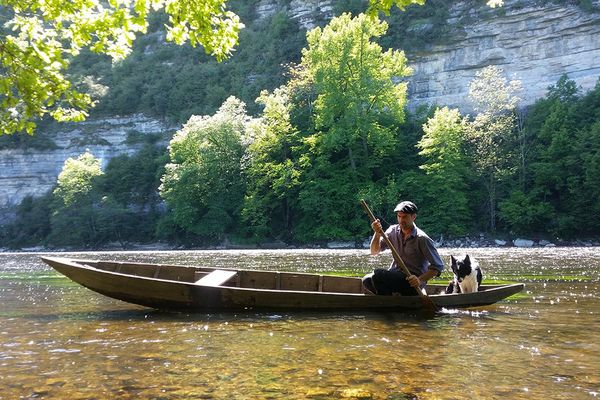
[53,151,103,206]
[1,194,52,248]
[242,87,303,242]
[497,76,600,238]
[159,96,248,242]
[4,2,600,248]
[96,142,168,243]
[367,0,426,15]
[291,13,412,241]
[417,107,472,235]
[49,151,104,245]
[98,143,166,209]
[468,65,522,231]
[498,190,553,235]
[0,0,242,135]
[1,139,167,248]
[86,6,306,123]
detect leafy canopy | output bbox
[159,96,249,242]
[468,65,522,231]
[417,107,472,235]
[0,0,242,135]
[292,12,412,241]
[53,151,103,206]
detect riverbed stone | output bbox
[514,238,535,247]
[339,388,373,399]
[306,388,334,398]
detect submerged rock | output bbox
[338,388,372,399]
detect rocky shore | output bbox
[2,235,600,253]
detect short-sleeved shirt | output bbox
[379,223,444,277]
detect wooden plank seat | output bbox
[195,269,237,287]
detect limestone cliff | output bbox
[269,0,600,110]
[0,115,174,216]
[406,0,600,111]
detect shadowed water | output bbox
[0,248,598,399]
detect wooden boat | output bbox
[41,256,524,311]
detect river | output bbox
[0,248,599,399]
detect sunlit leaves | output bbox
[299,13,411,166]
[367,0,426,16]
[53,151,104,207]
[0,0,242,135]
[468,66,522,231]
[417,107,472,235]
[291,12,412,241]
[469,66,521,118]
[242,87,303,241]
[159,96,249,241]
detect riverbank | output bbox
[3,235,600,253]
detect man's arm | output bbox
[369,219,384,255]
[407,268,439,289]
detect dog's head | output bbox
[450,254,474,283]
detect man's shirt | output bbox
[379,223,444,277]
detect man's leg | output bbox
[372,269,419,296]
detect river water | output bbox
[0,248,598,399]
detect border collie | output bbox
[445,254,483,294]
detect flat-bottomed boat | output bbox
[41,257,524,311]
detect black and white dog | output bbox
[445,254,483,294]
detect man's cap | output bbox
[393,201,418,214]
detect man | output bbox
[362,201,444,295]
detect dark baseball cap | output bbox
[393,201,418,214]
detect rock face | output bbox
[406,0,600,112]
[257,0,334,29]
[0,114,173,212]
[262,0,600,111]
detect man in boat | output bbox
[362,201,444,295]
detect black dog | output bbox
[445,254,482,294]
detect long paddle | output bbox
[360,199,438,311]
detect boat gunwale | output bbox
[41,256,524,298]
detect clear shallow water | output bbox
[0,248,599,399]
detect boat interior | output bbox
[78,260,369,294]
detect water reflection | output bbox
[0,248,599,399]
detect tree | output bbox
[524,78,600,237]
[417,107,472,235]
[50,151,104,245]
[292,12,412,241]
[468,65,521,232]
[159,96,248,243]
[53,151,103,206]
[300,12,411,175]
[0,0,242,135]
[0,0,504,136]
[1,194,52,248]
[242,87,303,242]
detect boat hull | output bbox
[42,257,524,312]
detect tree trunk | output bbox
[489,174,496,232]
[348,146,357,173]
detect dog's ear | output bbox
[451,255,456,264]
[465,254,470,264]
